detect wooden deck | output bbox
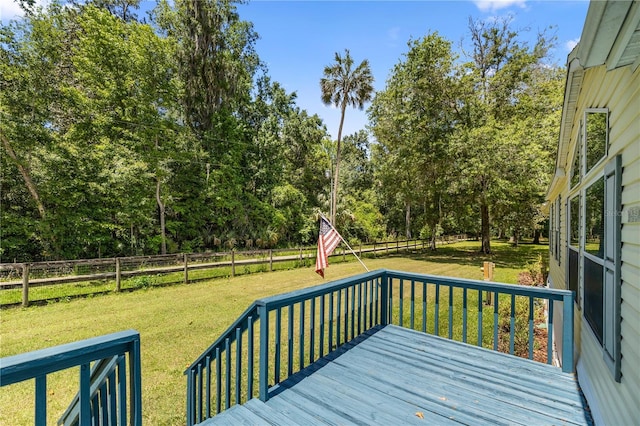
[199,325,592,425]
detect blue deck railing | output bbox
[0,330,142,426]
[185,269,574,425]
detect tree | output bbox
[369,34,457,247]
[453,17,555,253]
[320,49,374,225]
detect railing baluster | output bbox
[224,338,230,409]
[80,363,91,426]
[35,375,46,426]
[422,282,427,333]
[247,317,254,399]
[197,363,203,421]
[435,283,440,336]
[528,298,534,360]
[235,327,242,404]
[275,309,281,384]
[477,290,483,347]
[108,370,116,424]
[329,292,334,351]
[118,354,127,426]
[215,348,221,414]
[387,277,393,325]
[510,294,516,355]
[350,285,355,340]
[410,279,415,330]
[299,300,305,370]
[310,297,316,363]
[363,280,368,331]
[100,382,108,425]
[375,277,380,325]
[448,286,453,339]
[319,295,325,358]
[288,305,293,377]
[462,288,468,343]
[548,300,554,365]
[205,356,211,419]
[358,281,368,335]
[399,278,404,327]
[344,287,349,342]
[337,289,342,346]
[493,292,499,351]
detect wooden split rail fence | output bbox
[1,236,469,307]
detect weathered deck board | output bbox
[199,325,593,426]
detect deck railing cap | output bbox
[0,329,140,386]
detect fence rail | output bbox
[184,268,574,425]
[1,236,469,307]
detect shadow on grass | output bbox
[402,240,548,271]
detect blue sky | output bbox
[1,0,590,139]
[236,0,590,139]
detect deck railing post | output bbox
[258,304,269,402]
[562,293,575,373]
[380,272,389,326]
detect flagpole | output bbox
[321,214,369,272]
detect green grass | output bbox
[0,240,548,425]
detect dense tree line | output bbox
[1,1,563,261]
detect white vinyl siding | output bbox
[549,64,640,425]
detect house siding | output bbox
[548,63,640,425]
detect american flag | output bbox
[315,217,342,278]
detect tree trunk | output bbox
[533,229,541,244]
[480,202,491,254]
[331,102,347,225]
[1,133,46,219]
[156,178,167,255]
[405,202,411,239]
[512,229,519,247]
[429,231,437,251]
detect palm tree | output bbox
[320,49,374,225]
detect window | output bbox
[583,177,604,344]
[584,110,608,175]
[568,195,580,306]
[566,107,619,381]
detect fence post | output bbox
[483,261,495,305]
[396,240,399,254]
[115,258,121,292]
[299,247,303,264]
[359,243,362,257]
[183,253,189,284]
[386,241,389,255]
[22,263,29,308]
[269,249,273,272]
[343,247,346,261]
[231,250,235,277]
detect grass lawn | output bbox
[0,240,548,425]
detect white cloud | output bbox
[473,0,527,13]
[565,38,580,52]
